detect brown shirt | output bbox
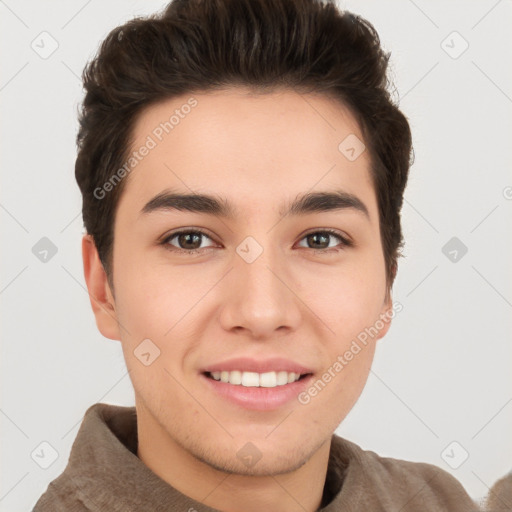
[32,402,480,511]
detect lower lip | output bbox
[200,373,314,411]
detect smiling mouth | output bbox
[204,370,312,388]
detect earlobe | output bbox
[376,291,394,341]
[81,234,121,341]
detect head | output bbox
[79,0,412,476]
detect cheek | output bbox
[112,259,208,371]
[112,262,173,348]
[299,262,385,335]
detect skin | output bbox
[82,87,393,512]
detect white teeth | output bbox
[230,370,242,385]
[259,372,276,388]
[276,371,289,386]
[241,371,259,387]
[208,370,303,387]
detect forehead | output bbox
[118,87,376,220]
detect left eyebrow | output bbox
[139,189,370,220]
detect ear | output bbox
[375,290,393,341]
[82,234,121,341]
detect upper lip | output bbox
[202,357,313,375]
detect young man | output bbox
[33,0,479,510]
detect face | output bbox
[85,87,393,476]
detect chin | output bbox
[189,433,325,477]
[200,446,312,477]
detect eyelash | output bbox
[160,228,353,255]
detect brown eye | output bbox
[162,230,215,253]
[175,232,202,250]
[297,230,352,251]
[306,232,330,249]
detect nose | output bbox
[218,244,302,340]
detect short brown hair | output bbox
[75,0,412,295]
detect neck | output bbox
[136,402,332,512]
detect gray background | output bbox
[1,0,511,509]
